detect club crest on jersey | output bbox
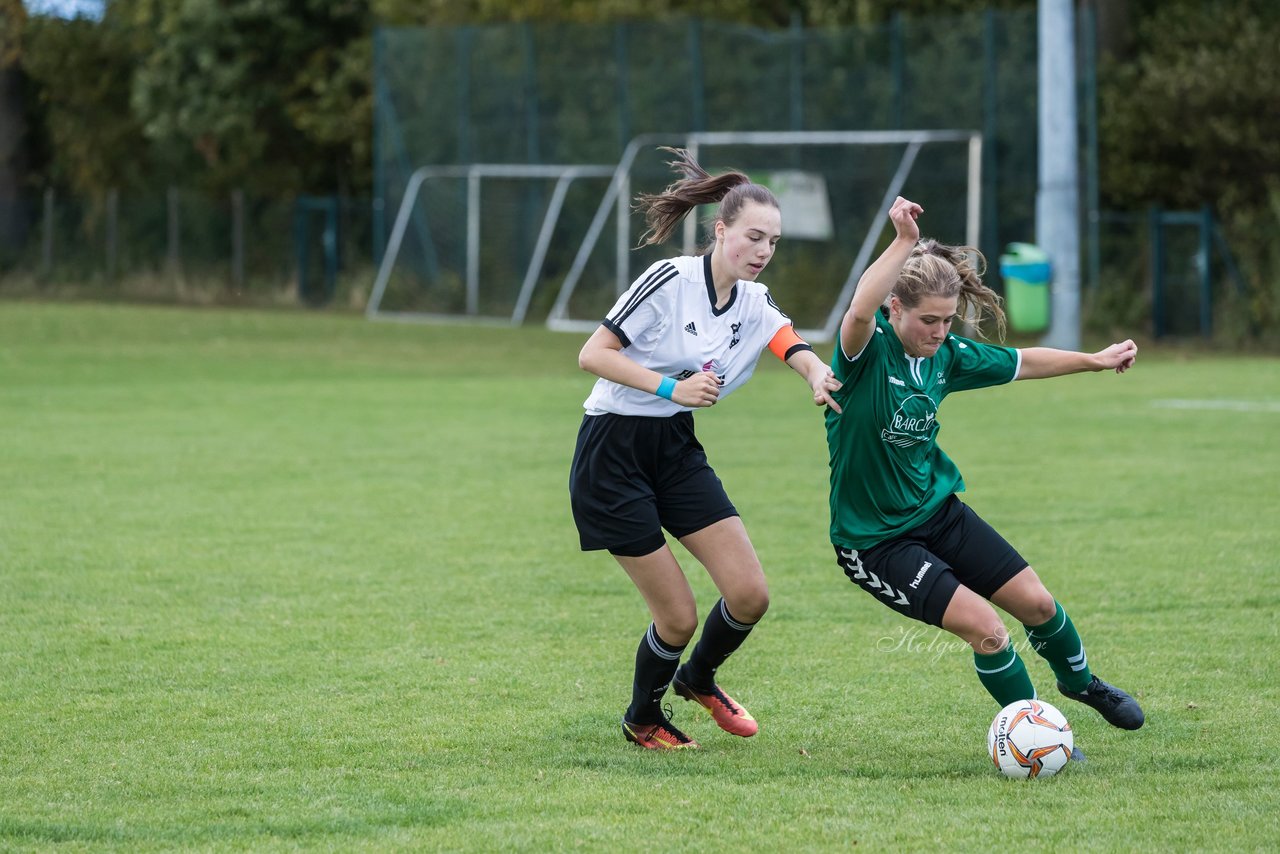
[674,360,726,384]
[880,393,940,448]
[729,322,742,349]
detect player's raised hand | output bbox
[674,371,724,407]
[1095,339,1138,374]
[889,196,923,243]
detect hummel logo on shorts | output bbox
[684,322,697,336]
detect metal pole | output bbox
[372,29,385,267]
[231,189,245,291]
[966,134,983,251]
[466,170,480,315]
[681,139,699,256]
[1149,205,1164,339]
[167,186,181,276]
[41,187,53,278]
[1199,204,1213,338]
[1036,0,1081,350]
[106,188,118,281]
[616,172,630,296]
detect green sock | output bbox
[1023,601,1093,693]
[973,642,1036,707]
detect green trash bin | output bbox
[999,243,1051,333]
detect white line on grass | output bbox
[1151,399,1280,413]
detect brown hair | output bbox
[634,146,780,248]
[892,239,1007,340]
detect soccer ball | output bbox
[988,699,1074,779]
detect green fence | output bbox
[1091,206,1250,341]
[1,7,1258,340]
[373,9,1044,321]
[0,188,371,304]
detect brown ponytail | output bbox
[634,146,779,248]
[892,239,1007,340]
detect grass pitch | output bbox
[1,302,1277,851]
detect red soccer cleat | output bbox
[622,715,699,750]
[672,671,759,738]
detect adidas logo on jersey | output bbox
[684,322,697,336]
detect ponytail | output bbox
[893,240,1007,340]
[634,147,778,248]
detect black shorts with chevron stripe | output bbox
[833,495,1028,627]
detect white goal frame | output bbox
[366,163,615,325]
[545,130,983,342]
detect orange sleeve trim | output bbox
[768,325,811,362]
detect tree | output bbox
[0,0,29,249]
[1098,0,1280,212]
[124,0,371,195]
[18,11,150,194]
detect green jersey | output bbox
[826,311,1019,549]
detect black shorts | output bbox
[833,495,1028,627]
[569,411,738,556]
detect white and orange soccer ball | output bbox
[988,699,1074,779]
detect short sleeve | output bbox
[601,260,679,348]
[944,335,1019,392]
[832,311,887,385]
[760,289,793,342]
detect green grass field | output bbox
[2,302,1277,852]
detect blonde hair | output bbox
[892,240,1007,340]
[634,146,779,248]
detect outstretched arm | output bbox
[767,324,843,413]
[1015,340,1138,380]
[840,196,922,359]
[786,348,844,414]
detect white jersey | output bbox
[583,254,794,416]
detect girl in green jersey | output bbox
[825,196,1144,730]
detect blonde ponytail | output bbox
[893,240,1007,340]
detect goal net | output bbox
[546,130,982,341]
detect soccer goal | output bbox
[366,163,615,324]
[545,130,982,341]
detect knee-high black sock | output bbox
[681,598,757,690]
[626,623,686,724]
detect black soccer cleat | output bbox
[1057,676,1145,730]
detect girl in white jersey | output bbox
[570,147,842,750]
[826,196,1145,734]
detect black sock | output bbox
[626,624,686,724]
[681,598,757,690]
